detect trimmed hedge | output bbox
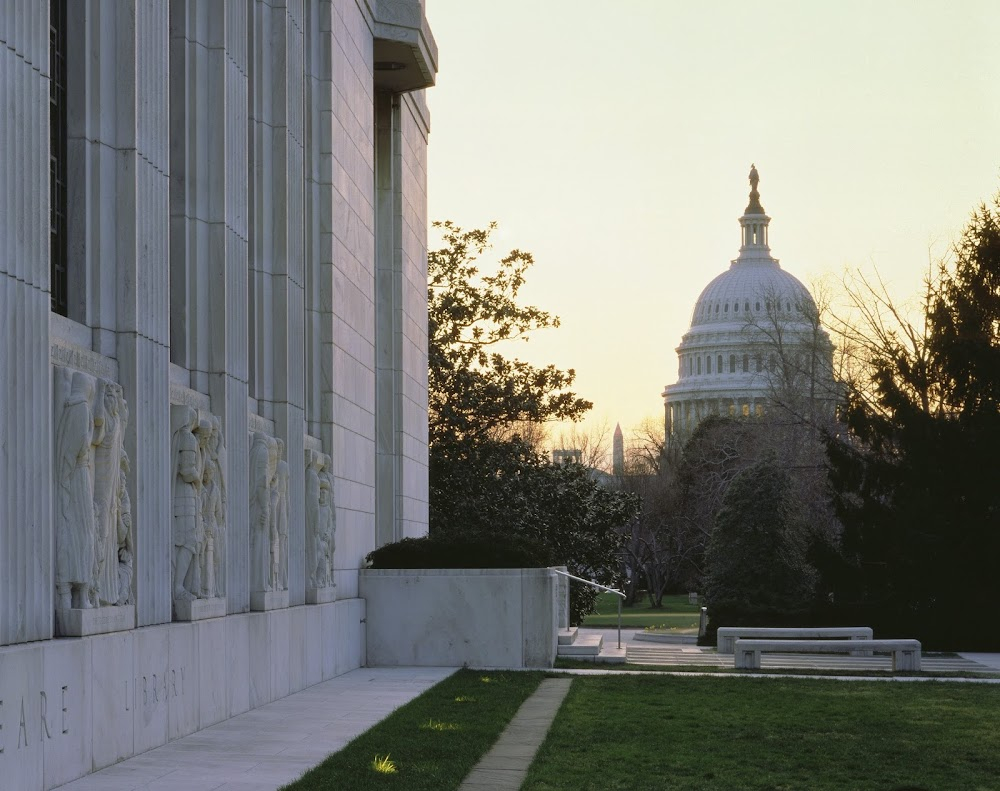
[365,534,548,570]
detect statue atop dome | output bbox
[745,163,765,214]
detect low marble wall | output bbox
[360,569,559,669]
[0,599,365,791]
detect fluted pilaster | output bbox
[0,0,53,645]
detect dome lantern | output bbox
[739,163,771,254]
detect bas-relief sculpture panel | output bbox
[53,367,135,636]
[249,431,289,610]
[305,449,336,603]
[171,406,228,620]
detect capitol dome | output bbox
[662,166,835,444]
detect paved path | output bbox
[457,678,573,791]
[52,667,457,791]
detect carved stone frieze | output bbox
[305,449,336,603]
[53,366,135,635]
[249,430,289,610]
[171,404,227,620]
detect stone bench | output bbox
[717,626,873,654]
[733,638,922,671]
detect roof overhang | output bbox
[373,0,438,93]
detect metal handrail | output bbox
[550,568,625,649]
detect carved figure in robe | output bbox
[267,438,280,590]
[249,432,274,592]
[273,440,289,591]
[54,371,99,610]
[304,450,322,588]
[200,455,225,598]
[116,455,134,606]
[93,380,128,606]
[209,416,227,595]
[316,477,335,588]
[171,405,204,601]
[318,454,336,586]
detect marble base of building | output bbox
[172,597,227,622]
[250,591,290,612]
[0,598,365,791]
[306,586,337,605]
[54,605,136,638]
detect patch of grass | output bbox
[280,669,545,791]
[523,675,1000,790]
[582,592,700,630]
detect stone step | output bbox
[557,633,603,656]
[558,627,579,645]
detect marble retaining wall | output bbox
[360,569,560,669]
[0,598,365,791]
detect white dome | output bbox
[690,260,816,328]
[661,166,835,443]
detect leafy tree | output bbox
[428,221,591,446]
[703,454,817,614]
[827,192,1000,647]
[427,222,637,623]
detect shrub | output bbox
[366,534,547,570]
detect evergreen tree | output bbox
[827,193,1000,647]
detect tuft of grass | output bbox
[280,669,544,791]
[370,754,397,774]
[523,675,1000,790]
[421,718,460,732]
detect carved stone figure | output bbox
[249,431,273,593]
[201,416,227,598]
[305,450,323,588]
[54,371,100,610]
[93,380,128,606]
[171,405,204,602]
[318,453,336,586]
[115,454,134,606]
[274,440,289,591]
[317,476,335,588]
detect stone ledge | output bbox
[173,597,227,622]
[250,590,289,611]
[306,586,337,604]
[55,604,135,637]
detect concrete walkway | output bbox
[458,678,573,791]
[52,667,457,791]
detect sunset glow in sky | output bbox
[425,0,1000,459]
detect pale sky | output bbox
[424,0,1000,458]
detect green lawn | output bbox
[523,675,1000,790]
[279,669,545,791]
[581,591,701,630]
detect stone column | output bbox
[249,0,306,606]
[374,91,401,549]
[0,0,54,645]
[171,1,251,614]
[113,1,174,629]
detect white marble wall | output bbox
[0,0,54,646]
[0,600,364,790]
[1,0,435,784]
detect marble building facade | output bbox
[0,1,436,788]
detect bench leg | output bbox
[893,650,921,672]
[735,649,760,670]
